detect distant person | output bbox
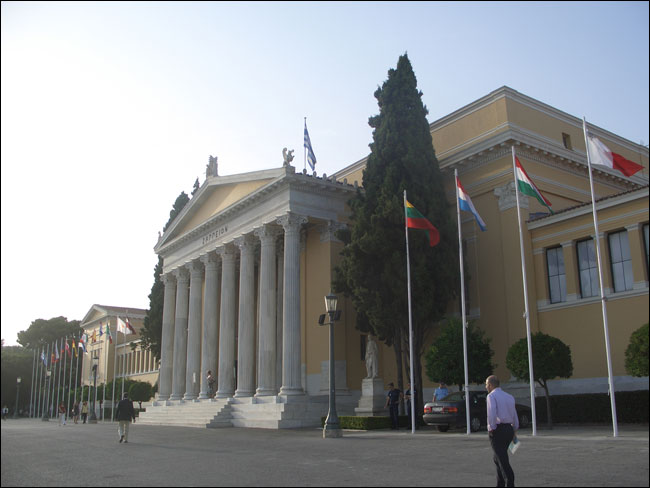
[58,402,67,426]
[384,382,403,430]
[485,375,518,487]
[116,392,136,444]
[207,370,216,398]
[2,405,8,420]
[433,381,449,402]
[72,402,80,424]
[81,401,89,424]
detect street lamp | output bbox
[13,377,21,419]
[89,356,99,423]
[41,370,51,421]
[320,293,342,438]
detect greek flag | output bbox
[304,122,317,171]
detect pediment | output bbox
[156,167,286,251]
[80,305,108,326]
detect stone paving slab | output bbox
[1,419,648,487]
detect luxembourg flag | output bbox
[456,177,486,231]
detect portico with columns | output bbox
[149,164,357,427]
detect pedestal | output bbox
[355,378,387,416]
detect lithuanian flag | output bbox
[405,199,440,247]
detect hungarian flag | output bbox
[515,157,553,214]
[405,199,440,247]
[587,135,644,177]
[64,340,71,358]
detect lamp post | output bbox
[88,357,99,423]
[13,377,21,419]
[321,293,342,438]
[42,370,51,421]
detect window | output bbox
[562,133,572,150]
[546,247,567,303]
[609,231,633,292]
[577,239,599,298]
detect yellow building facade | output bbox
[151,87,647,424]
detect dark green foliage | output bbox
[625,323,648,377]
[506,332,573,428]
[320,415,418,430]
[424,317,495,391]
[534,390,648,424]
[0,346,34,414]
[16,317,81,349]
[334,54,459,416]
[140,191,191,359]
[128,380,154,404]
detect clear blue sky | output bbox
[1,1,648,345]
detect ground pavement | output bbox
[1,419,648,486]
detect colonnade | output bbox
[157,213,308,402]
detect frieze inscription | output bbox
[202,225,229,245]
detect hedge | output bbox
[321,416,421,430]
[534,390,648,424]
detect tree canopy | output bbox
[625,323,648,377]
[16,317,81,349]
[334,53,459,413]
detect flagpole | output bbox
[455,169,472,435]
[582,118,618,437]
[103,323,108,421]
[74,335,80,408]
[50,340,57,418]
[34,348,41,418]
[66,337,73,417]
[304,117,307,173]
[121,317,127,400]
[403,190,416,434]
[42,343,49,418]
[29,348,36,417]
[112,321,119,422]
[511,146,538,436]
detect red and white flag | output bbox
[587,135,644,177]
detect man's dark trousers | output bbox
[489,423,515,487]
[389,404,399,429]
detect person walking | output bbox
[384,382,403,430]
[2,405,8,420]
[58,402,67,426]
[72,402,79,424]
[207,370,216,398]
[485,375,519,487]
[81,401,89,424]
[116,392,136,444]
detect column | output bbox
[170,267,189,401]
[277,213,308,396]
[235,235,257,397]
[255,225,280,396]
[184,260,204,400]
[199,252,220,399]
[158,273,176,401]
[216,245,237,398]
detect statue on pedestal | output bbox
[365,335,379,379]
[206,155,218,178]
[282,147,294,167]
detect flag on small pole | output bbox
[405,199,440,247]
[511,147,539,436]
[586,135,644,177]
[304,119,317,172]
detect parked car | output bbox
[423,391,531,432]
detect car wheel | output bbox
[437,425,449,432]
[470,416,481,432]
[519,413,530,429]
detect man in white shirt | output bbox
[485,375,518,487]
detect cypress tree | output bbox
[335,54,458,415]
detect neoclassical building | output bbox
[142,86,648,428]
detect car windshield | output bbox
[440,392,465,402]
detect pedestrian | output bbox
[384,382,403,430]
[433,381,449,401]
[58,402,67,426]
[2,405,8,420]
[116,392,136,444]
[81,401,88,424]
[207,370,216,398]
[485,375,519,487]
[72,402,79,424]
[404,382,418,429]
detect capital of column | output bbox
[494,181,528,212]
[173,267,190,284]
[277,213,308,233]
[200,251,220,270]
[186,259,204,278]
[216,243,238,261]
[234,234,257,254]
[254,224,282,244]
[162,273,176,286]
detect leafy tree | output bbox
[128,381,154,408]
[17,317,81,349]
[506,332,573,428]
[625,323,649,377]
[140,191,191,359]
[334,54,459,416]
[1,345,34,415]
[424,317,495,391]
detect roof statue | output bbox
[206,155,218,178]
[282,147,294,167]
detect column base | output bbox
[234,390,255,398]
[216,391,234,399]
[278,387,304,396]
[254,388,278,397]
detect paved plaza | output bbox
[1,419,648,487]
